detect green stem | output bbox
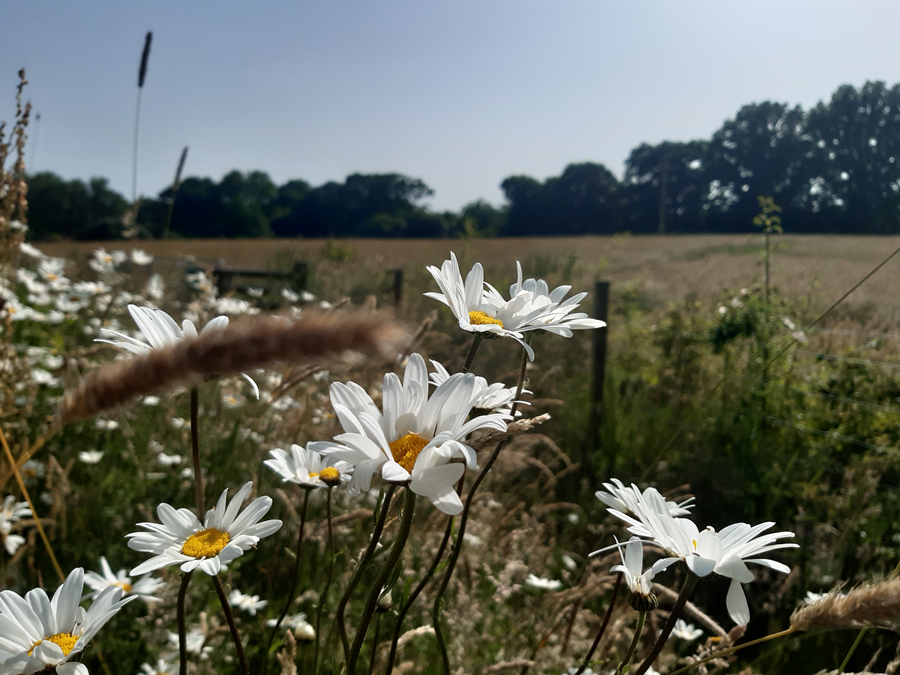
[212,573,248,675]
[177,572,192,675]
[190,388,204,519]
[631,572,699,675]
[432,341,531,674]
[367,612,382,675]
[838,627,866,675]
[337,484,397,665]
[573,573,622,675]
[618,611,646,675]
[314,487,336,672]
[462,334,484,373]
[264,487,311,672]
[348,487,417,675]
[386,473,464,675]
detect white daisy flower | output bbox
[266,612,309,630]
[18,242,44,259]
[672,618,703,641]
[84,556,164,603]
[140,658,175,675]
[157,453,184,467]
[429,359,525,416]
[524,574,562,591]
[143,396,160,406]
[595,478,694,517]
[127,481,282,576]
[96,304,259,399]
[246,287,264,298]
[131,249,153,265]
[94,419,119,431]
[0,496,31,556]
[221,393,245,409]
[144,274,164,301]
[166,628,211,659]
[424,252,536,360]
[598,484,796,625]
[228,589,267,615]
[610,536,677,610]
[312,353,509,514]
[264,444,352,488]
[294,621,316,642]
[281,288,299,303]
[0,567,135,675]
[78,451,104,465]
[169,417,188,430]
[89,248,127,273]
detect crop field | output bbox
[6,228,900,675]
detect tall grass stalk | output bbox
[313,485,336,672]
[0,423,64,581]
[573,573,622,675]
[667,627,796,675]
[132,31,152,203]
[432,338,531,674]
[190,388,205,516]
[264,486,311,672]
[177,572,193,675]
[348,487,417,675]
[162,146,188,240]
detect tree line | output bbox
[25,80,900,241]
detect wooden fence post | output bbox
[588,281,610,476]
[392,269,403,309]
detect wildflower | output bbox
[313,353,509,514]
[167,628,211,659]
[0,567,134,675]
[266,612,309,630]
[672,618,703,641]
[247,287,264,297]
[95,304,259,398]
[294,621,316,642]
[425,252,536,359]
[170,417,188,430]
[89,248,127,273]
[281,288,299,303]
[595,478,694,517]
[610,536,676,611]
[264,444,352,488]
[143,395,160,406]
[429,359,524,416]
[78,450,104,465]
[0,495,30,555]
[127,481,282,576]
[131,249,153,265]
[140,658,175,675]
[94,419,119,431]
[145,273,164,301]
[228,589,268,615]
[524,574,562,591]
[84,556,164,603]
[18,242,44,258]
[221,393,245,409]
[157,453,184,467]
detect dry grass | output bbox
[38,235,900,324]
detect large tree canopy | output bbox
[24,80,900,240]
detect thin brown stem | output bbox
[573,573,622,675]
[0,424,63,581]
[667,627,795,675]
[618,611,646,675]
[190,388,204,518]
[212,573,248,675]
[462,334,484,373]
[264,487,311,672]
[367,612,382,675]
[177,572,192,675]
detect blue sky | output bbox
[4,1,900,210]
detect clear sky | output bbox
[4,1,900,211]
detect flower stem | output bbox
[367,612,382,675]
[314,486,336,672]
[838,627,866,675]
[631,572,699,675]
[337,484,397,665]
[212,573,248,675]
[432,341,531,674]
[348,487,417,675]
[264,486,311,671]
[177,571,193,675]
[386,472,464,675]
[667,627,796,675]
[573,572,622,675]
[462,334,484,373]
[618,611,646,675]
[189,387,204,519]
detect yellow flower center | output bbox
[181,528,230,559]
[318,467,341,483]
[468,310,503,327]
[388,433,429,473]
[114,581,133,593]
[30,632,78,656]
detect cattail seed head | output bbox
[138,31,152,88]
